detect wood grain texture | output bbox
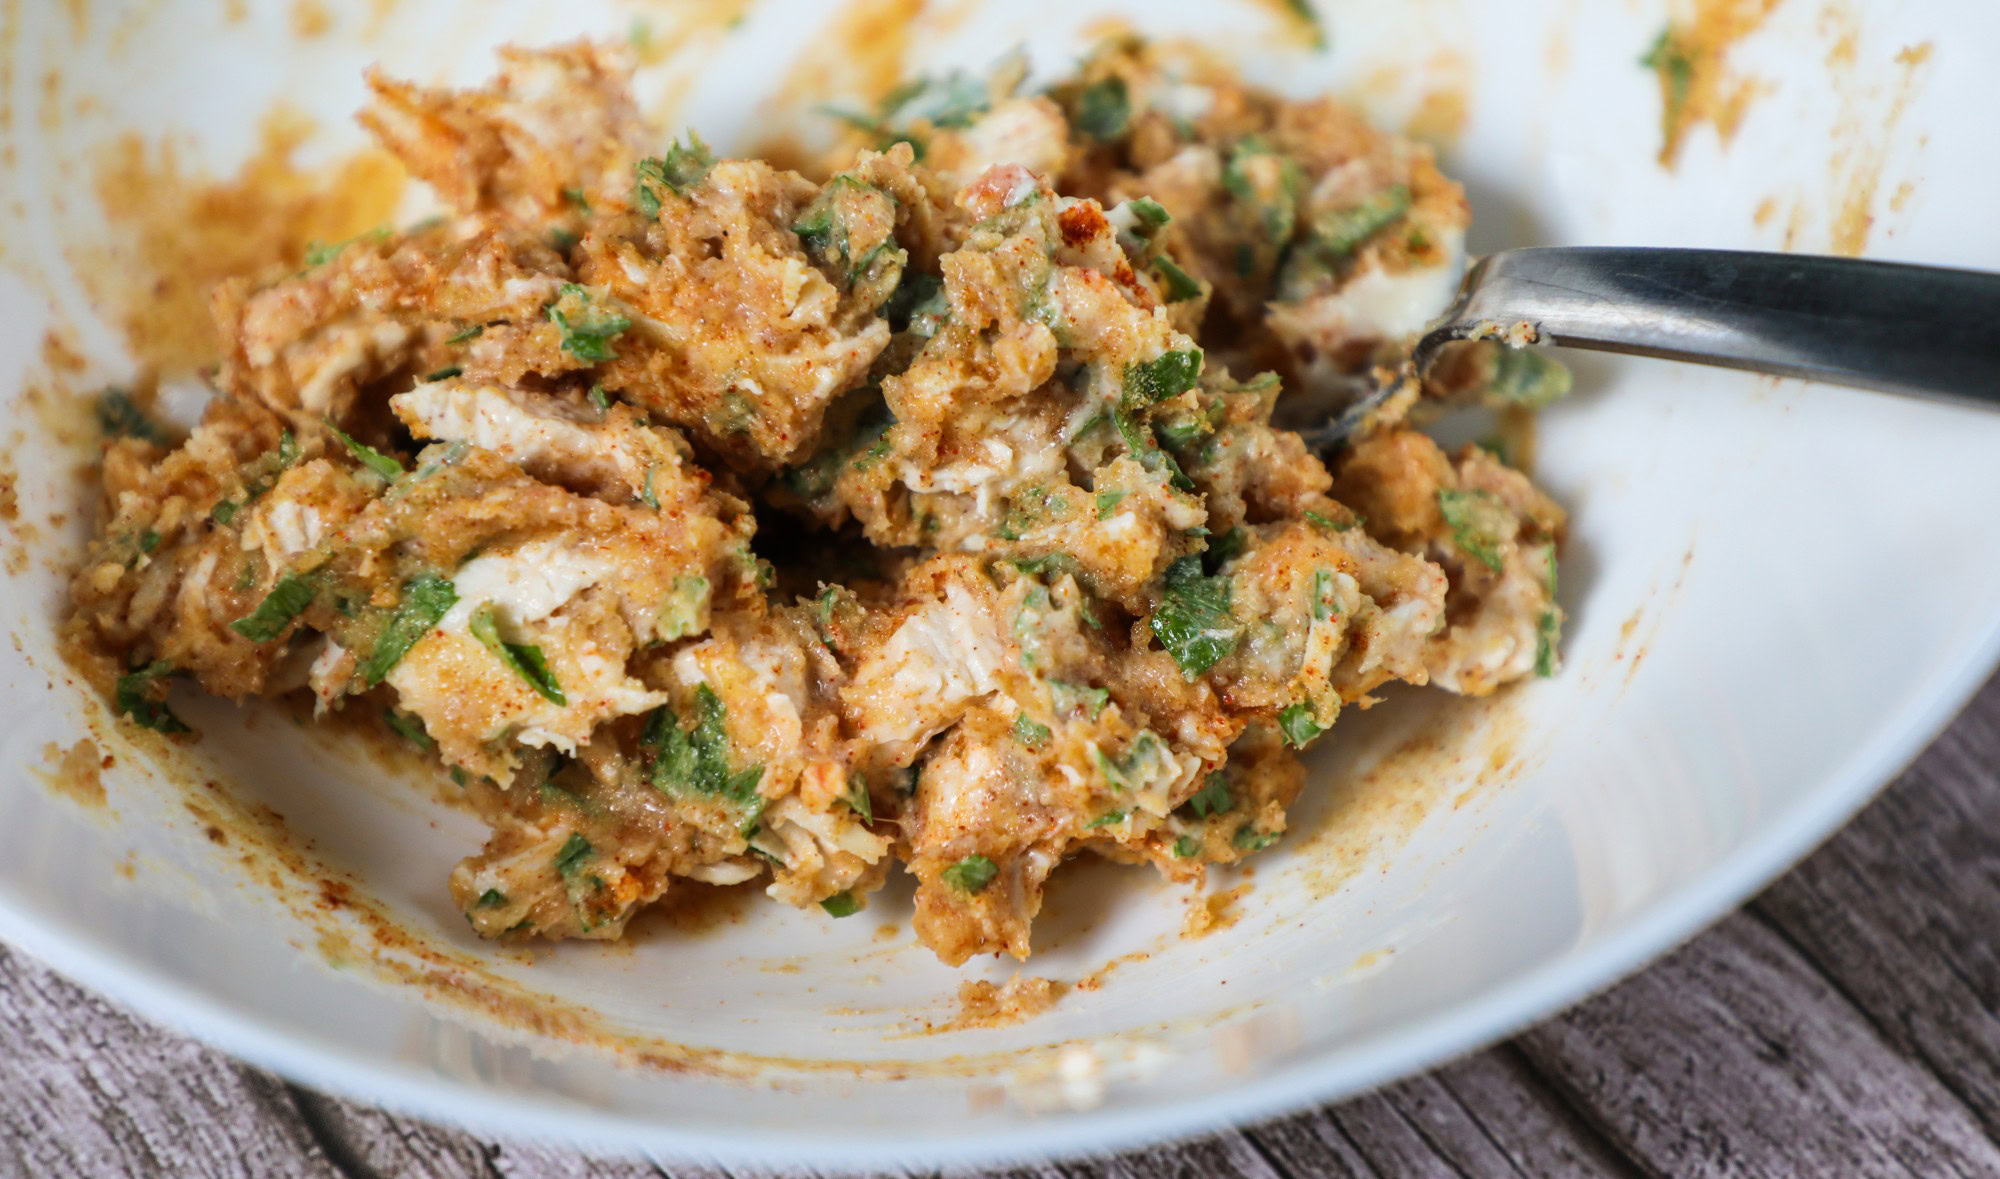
[6,676,2000,1178]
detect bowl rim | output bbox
[6,571,1995,1168]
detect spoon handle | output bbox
[1426,247,2000,404]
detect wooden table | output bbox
[8,674,2000,1178]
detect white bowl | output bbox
[3,0,1994,1168]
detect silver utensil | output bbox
[1272,246,2000,450]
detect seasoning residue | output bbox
[79,108,405,375]
[36,737,107,809]
[1643,0,1783,168]
[933,975,1070,1032]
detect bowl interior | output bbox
[1,0,1994,1165]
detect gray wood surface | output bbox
[7,672,2000,1178]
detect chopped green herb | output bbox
[1013,712,1052,748]
[449,766,469,787]
[1310,185,1412,258]
[639,465,661,510]
[329,423,405,481]
[229,573,316,642]
[553,832,594,879]
[362,574,457,686]
[423,366,462,382]
[1482,347,1573,409]
[820,891,861,918]
[545,283,631,363]
[137,530,160,554]
[633,134,716,216]
[1535,543,1561,677]
[1008,552,1083,580]
[95,389,168,444]
[562,186,591,213]
[645,684,764,805]
[1304,509,1359,532]
[1124,196,1171,233]
[942,854,999,894]
[1122,348,1205,408]
[447,323,485,345]
[1284,0,1328,49]
[842,774,873,825]
[1113,409,1192,491]
[1084,810,1127,829]
[1277,702,1326,748]
[1233,825,1280,852]
[1095,489,1127,518]
[547,228,580,252]
[886,271,950,337]
[658,574,709,642]
[1436,488,1510,572]
[113,660,189,733]
[383,708,434,750]
[1311,567,1337,621]
[1205,526,1249,571]
[209,500,239,525]
[1222,138,1304,249]
[587,384,611,412]
[878,71,991,130]
[1151,556,1241,679]
[469,602,566,705]
[1051,682,1111,724]
[1072,76,1130,140]
[303,226,387,269]
[1173,835,1199,859]
[475,888,508,908]
[1150,255,1202,302]
[1186,773,1233,819]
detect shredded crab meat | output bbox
[66,37,1571,967]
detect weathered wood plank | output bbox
[1244,1046,1643,1178]
[1750,675,2000,1143]
[0,948,341,1179]
[1515,909,2000,1179]
[10,679,2000,1177]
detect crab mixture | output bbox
[67,39,1570,966]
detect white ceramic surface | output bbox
[3,0,1997,1168]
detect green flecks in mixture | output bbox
[1050,680,1111,721]
[1481,346,1573,409]
[361,574,457,686]
[644,684,764,806]
[1012,712,1052,749]
[1277,702,1326,748]
[1150,255,1203,302]
[1121,348,1204,409]
[657,575,710,643]
[1436,488,1511,573]
[1185,773,1234,819]
[469,603,565,706]
[633,134,716,216]
[1151,555,1241,679]
[545,283,631,363]
[942,853,999,894]
[114,660,189,733]
[1072,76,1131,141]
[95,389,168,445]
[383,708,434,750]
[842,774,873,824]
[229,573,316,642]
[329,424,404,481]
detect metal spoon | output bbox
[1272,247,2000,450]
